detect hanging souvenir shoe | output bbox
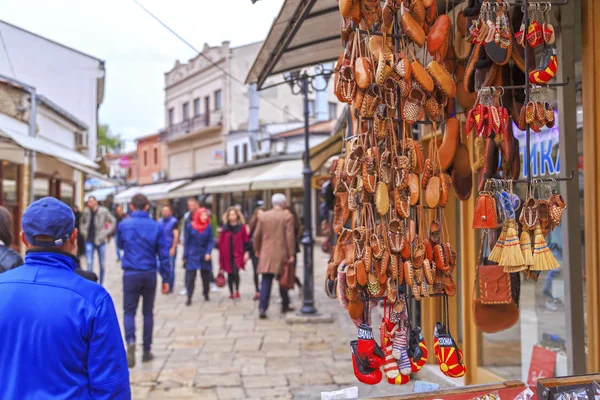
[433,322,466,378]
[548,193,567,227]
[529,44,558,85]
[392,318,412,375]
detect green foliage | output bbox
[98,124,122,153]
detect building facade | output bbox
[136,132,165,185]
[163,41,341,178]
[0,20,104,249]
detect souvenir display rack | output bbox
[329,0,575,390]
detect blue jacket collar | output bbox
[24,248,80,271]
[131,210,150,218]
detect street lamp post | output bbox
[285,68,331,315]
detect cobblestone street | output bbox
[96,240,414,399]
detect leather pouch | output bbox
[479,264,512,304]
[473,192,498,229]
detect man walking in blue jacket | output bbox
[117,193,170,368]
[0,197,130,399]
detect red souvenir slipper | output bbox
[387,372,410,385]
[433,322,466,378]
[529,45,558,85]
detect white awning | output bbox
[203,164,274,194]
[245,0,340,88]
[250,159,304,190]
[114,180,190,203]
[85,187,116,202]
[166,174,223,199]
[0,113,98,168]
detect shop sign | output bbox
[527,345,557,385]
[119,156,130,168]
[513,110,560,178]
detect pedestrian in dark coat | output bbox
[183,207,214,305]
[0,206,23,273]
[218,207,250,299]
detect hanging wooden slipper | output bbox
[370,233,386,260]
[412,140,425,174]
[427,15,451,57]
[427,60,456,98]
[530,223,560,271]
[346,144,365,177]
[376,182,390,216]
[395,187,411,219]
[403,85,426,124]
[362,150,378,194]
[429,219,441,245]
[425,176,441,208]
[437,173,452,208]
[519,197,539,229]
[388,217,405,254]
[401,8,426,47]
[421,158,434,191]
[538,200,552,237]
[380,149,393,184]
[393,155,411,189]
[549,194,567,227]
[529,44,558,84]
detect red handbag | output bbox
[215,271,226,288]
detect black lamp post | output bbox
[285,66,331,315]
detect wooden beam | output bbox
[582,0,600,373]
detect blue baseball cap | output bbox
[22,197,75,247]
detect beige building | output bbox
[163,40,340,179]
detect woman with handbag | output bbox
[183,207,214,305]
[218,207,250,300]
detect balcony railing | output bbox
[161,112,222,141]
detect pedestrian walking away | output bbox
[248,204,265,301]
[80,196,116,285]
[159,205,179,293]
[253,193,296,319]
[113,204,127,262]
[117,193,170,368]
[184,206,214,305]
[218,206,250,300]
[0,197,130,399]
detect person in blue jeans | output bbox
[80,196,115,285]
[0,197,130,399]
[159,205,179,294]
[117,193,170,368]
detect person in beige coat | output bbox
[253,193,296,319]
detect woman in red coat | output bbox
[218,207,250,299]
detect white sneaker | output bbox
[179,289,187,296]
[210,283,218,292]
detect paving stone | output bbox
[234,338,262,352]
[243,375,289,388]
[215,386,246,399]
[245,386,293,399]
[289,371,333,386]
[241,364,266,376]
[195,373,241,388]
[332,372,356,385]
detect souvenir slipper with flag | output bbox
[433,322,466,378]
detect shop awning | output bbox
[0,113,98,168]
[85,187,116,202]
[250,159,304,190]
[203,164,274,194]
[114,180,190,203]
[245,0,340,88]
[308,111,345,171]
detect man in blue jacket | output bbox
[117,193,170,368]
[0,197,130,399]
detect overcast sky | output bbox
[0,0,283,150]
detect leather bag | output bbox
[473,231,519,333]
[279,260,296,290]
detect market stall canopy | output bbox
[250,159,304,190]
[114,180,190,203]
[0,113,98,169]
[245,0,340,89]
[85,187,116,202]
[203,164,274,194]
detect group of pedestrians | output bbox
[0,191,301,398]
